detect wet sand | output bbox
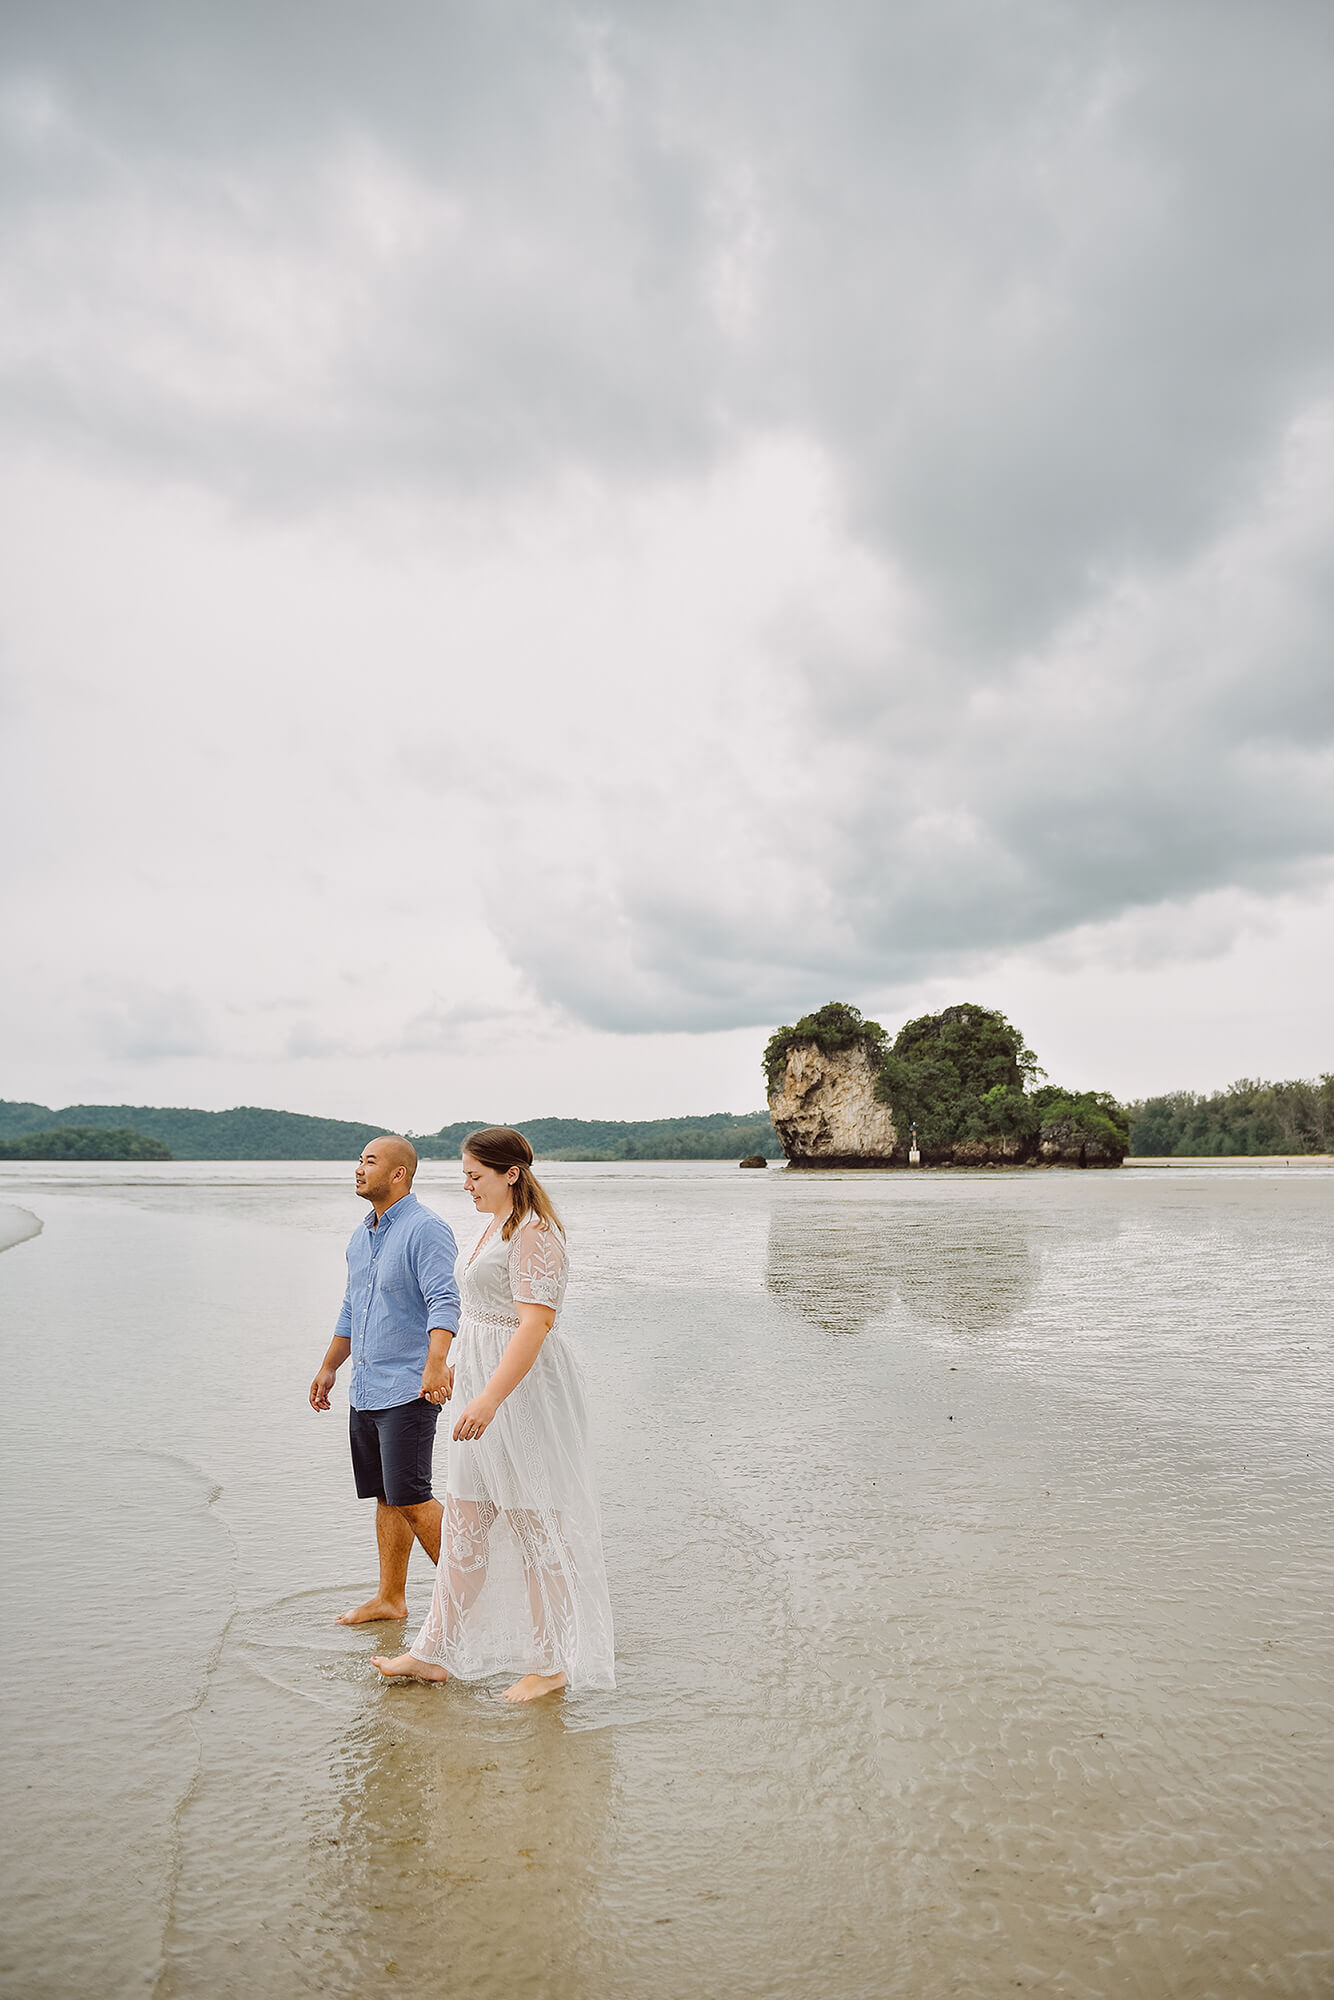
[0,1160,1330,1998]
[0,1202,42,1254]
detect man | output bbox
[309,1135,460,1626]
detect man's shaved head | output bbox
[369,1135,417,1181]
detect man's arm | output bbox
[310,1335,351,1411]
[414,1219,461,1402]
[420,1325,454,1401]
[312,1270,354,1411]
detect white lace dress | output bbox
[409,1216,615,1691]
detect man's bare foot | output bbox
[370,1652,448,1682]
[502,1672,568,1703]
[334,1597,408,1626]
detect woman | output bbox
[372,1127,615,1700]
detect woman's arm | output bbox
[453,1302,554,1440]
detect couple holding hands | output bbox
[309,1126,614,1702]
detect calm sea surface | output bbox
[0,1160,1330,2000]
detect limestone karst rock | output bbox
[764,999,1129,1167]
[767,1040,898,1167]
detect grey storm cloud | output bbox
[1,0,1330,1035]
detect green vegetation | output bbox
[0,1100,781,1162]
[766,1000,1131,1165]
[419,1114,782,1161]
[1127,1076,1333,1156]
[0,1125,172,1161]
[1031,1087,1132,1159]
[0,1100,387,1160]
[876,1003,1043,1153]
[763,1002,888,1094]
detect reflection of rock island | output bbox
[765,1196,1041,1335]
[765,1002,1131,1169]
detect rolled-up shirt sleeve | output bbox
[414,1222,460,1332]
[334,1271,353,1343]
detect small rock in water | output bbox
[738,1154,769,1169]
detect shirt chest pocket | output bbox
[369,1249,421,1320]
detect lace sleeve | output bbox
[509,1219,568,1311]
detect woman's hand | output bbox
[453,1394,498,1442]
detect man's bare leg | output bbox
[398,1496,442,1565]
[335,1501,415,1624]
[337,1497,443,1624]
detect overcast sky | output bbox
[2,0,1330,1128]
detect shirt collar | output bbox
[364,1190,417,1231]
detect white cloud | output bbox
[0,0,1329,1116]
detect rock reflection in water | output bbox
[765,1187,1041,1335]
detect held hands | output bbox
[421,1359,454,1406]
[309,1368,337,1412]
[453,1394,498,1442]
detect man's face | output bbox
[355,1144,399,1205]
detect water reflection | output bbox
[159,1594,616,1998]
[10,1167,1332,2000]
[765,1192,1041,1336]
[321,1693,616,1995]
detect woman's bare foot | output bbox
[370,1652,448,1682]
[502,1672,568,1703]
[335,1597,408,1626]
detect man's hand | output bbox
[421,1358,454,1405]
[309,1366,338,1412]
[420,1326,454,1406]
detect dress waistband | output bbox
[459,1308,521,1334]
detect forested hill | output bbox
[418,1114,781,1160]
[0,1100,385,1160]
[0,1101,780,1162]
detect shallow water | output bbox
[0,1160,1330,1999]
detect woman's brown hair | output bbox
[463,1127,564,1242]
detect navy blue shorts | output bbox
[349,1399,440,1506]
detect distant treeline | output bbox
[0,1100,384,1160]
[5,1084,1326,1164]
[0,1125,172,1161]
[0,1100,781,1162]
[417,1114,782,1161]
[1128,1076,1333,1156]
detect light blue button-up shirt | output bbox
[334,1191,460,1411]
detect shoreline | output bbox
[1124,1154,1333,1169]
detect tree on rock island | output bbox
[764,1000,1130,1167]
[878,1004,1129,1166]
[877,1003,1040,1161]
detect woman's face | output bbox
[461,1150,517,1216]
